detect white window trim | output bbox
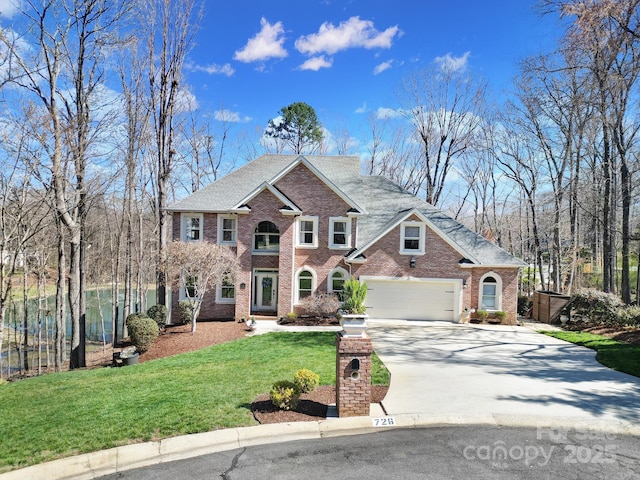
[296,216,318,248]
[328,217,352,249]
[479,272,503,311]
[328,267,349,302]
[253,221,280,254]
[216,280,236,304]
[181,213,203,242]
[294,266,316,305]
[217,215,237,246]
[399,221,425,255]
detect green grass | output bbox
[542,330,640,378]
[0,332,389,473]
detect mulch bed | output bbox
[277,316,340,326]
[139,319,249,362]
[559,319,640,346]
[251,385,389,424]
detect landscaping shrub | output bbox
[125,313,147,328]
[126,315,159,353]
[570,289,624,325]
[298,292,339,317]
[475,310,489,321]
[178,300,194,325]
[277,312,298,325]
[293,369,319,394]
[494,311,507,322]
[269,380,301,411]
[518,295,532,316]
[146,304,168,331]
[340,277,367,314]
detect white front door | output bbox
[254,272,278,311]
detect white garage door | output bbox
[363,278,458,321]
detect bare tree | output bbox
[397,64,487,206]
[165,241,238,334]
[0,114,51,377]
[364,113,422,193]
[117,39,150,336]
[143,0,201,307]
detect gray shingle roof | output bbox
[168,154,526,267]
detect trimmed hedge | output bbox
[126,314,159,353]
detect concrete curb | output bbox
[2,413,638,480]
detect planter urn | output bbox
[124,353,139,366]
[339,313,368,338]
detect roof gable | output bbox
[269,156,366,213]
[347,208,481,263]
[232,182,301,214]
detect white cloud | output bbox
[187,62,235,76]
[174,87,198,113]
[214,109,251,123]
[0,0,20,18]
[375,107,403,120]
[355,102,367,114]
[234,17,288,63]
[373,60,392,75]
[295,16,400,55]
[298,55,332,71]
[434,51,471,73]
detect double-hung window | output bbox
[182,213,203,241]
[400,221,425,255]
[329,217,351,249]
[297,216,318,248]
[217,273,235,303]
[218,215,237,245]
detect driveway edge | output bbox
[2,413,639,480]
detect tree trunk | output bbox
[55,221,66,371]
[68,233,83,370]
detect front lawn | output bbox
[0,332,389,473]
[542,330,640,377]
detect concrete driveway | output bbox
[367,320,640,425]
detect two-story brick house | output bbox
[168,154,526,323]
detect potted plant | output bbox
[473,310,489,323]
[494,310,507,324]
[338,277,368,337]
[460,307,474,323]
[119,346,139,366]
[245,316,257,330]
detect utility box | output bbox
[335,328,373,417]
[533,290,571,324]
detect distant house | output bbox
[168,154,526,323]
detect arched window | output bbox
[479,273,502,311]
[295,267,316,304]
[253,221,280,252]
[328,267,349,301]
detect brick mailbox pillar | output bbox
[335,316,373,417]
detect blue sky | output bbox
[186,1,563,142]
[0,0,564,158]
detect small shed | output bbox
[532,290,571,324]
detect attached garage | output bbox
[362,277,461,321]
